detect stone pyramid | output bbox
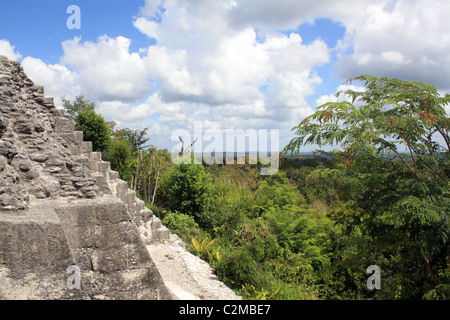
[0,55,173,299]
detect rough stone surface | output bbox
[147,234,241,300]
[0,55,100,212]
[0,55,239,300]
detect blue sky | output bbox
[1,0,449,153]
[0,1,148,61]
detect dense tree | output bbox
[102,137,135,182]
[104,127,171,204]
[62,95,112,152]
[113,128,150,153]
[140,146,171,203]
[159,163,214,228]
[62,95,96,122]
[75,108,111,152]
[285,75,450,299]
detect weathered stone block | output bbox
[109,170,119,181]
[88,152,101,172]
[30,152,49,163]
[81,141,92,153]
[53,117,73,133]
[116,180,129,202]
[0,218,74,276]
[41,97,54,108]
[98,161,110,176]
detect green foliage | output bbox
[215,245,262,289]
[266,207,337,268]
[241,285,278,300]
[255,174,305,212]
[105,126,171,204]
[159,163,214,228]
[75,108,111,152]
[233,219,282,263]
[113,128,150,153]
[162,211,202,241]
[103,137,135,182]
[285,74,450,163]
[280,156,340,207]
[285,75,450,300]
[140,146,172,203]
[147,75,449,300]
[62,95,96,122]
[192,237,222,265]
[207,170,253,235]
[62,95,111,152]
[154,157,350,299]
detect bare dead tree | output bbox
[179,136,198,156]
[132,130,144,191]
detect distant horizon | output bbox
[183,151,333,158]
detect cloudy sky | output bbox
[1,0,450,152]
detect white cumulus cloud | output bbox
[0,39,22,61]
[21,57,80,107]
[60,36,153,102]
[334,0,450,90]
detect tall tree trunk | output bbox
[151,167,160,204]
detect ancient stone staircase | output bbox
[0,55,177,299]
[52,109,171,244]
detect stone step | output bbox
[157,226,170,240]
[109,170,119,181]
[88,152,101,172]
[59,132,78,145]
[142,207,154,220]
[126,189,137,205]
[152,222,170,241]
[52,108,65,117]
[41,97,55,109]
[136,198,145,214]
[91,172,112,195]
[98,161,110,176]
[147,215,171,242]
[54,117,74,133]
[125,190,138,218]
[151,217,162,230]
[59,131,84,155]
[0,208,76,274]
[73,131,84,145]
[116,180,129,202]
[82,147,171,243]
[82,141,92,153]
[105,169,119,193]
